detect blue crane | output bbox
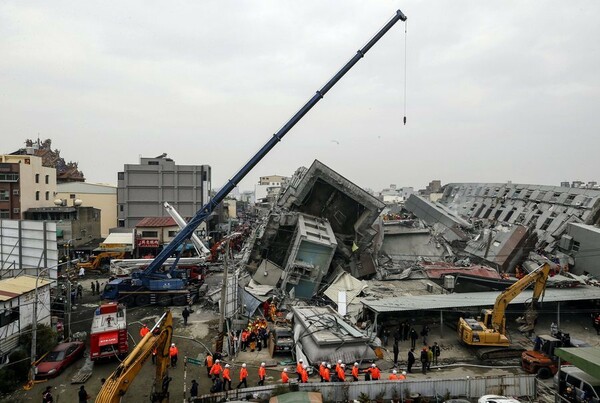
[134,9,408,290]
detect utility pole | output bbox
[217,240,230,353]
[65,243,72,340]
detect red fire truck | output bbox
[90,302,128,361]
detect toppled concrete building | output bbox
[292,305,376,365]
[437,183,600,276]
[246,160,385,300]
[464,224,532,273]
[279,160,384,257]
[281,214,337,299]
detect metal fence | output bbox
[196,374,537,402]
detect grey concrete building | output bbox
[439,183,600,248]
[117,154,211,228]
[563,223,600,277]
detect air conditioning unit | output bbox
[13,208,20,213]
[12,189,19,196]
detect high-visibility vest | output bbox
[240,368,248,380]
[352,366,359,379]
[389,374,399,380]
[282,372,289,383]
[223,368,231,381]
[259,367,266,379]
[336,367,345,381]
[169,346,178,357]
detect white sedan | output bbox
[478,395,521,403]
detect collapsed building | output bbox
[245,159,385,298]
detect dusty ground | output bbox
[3,273,599,402]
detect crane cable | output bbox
[403,20,407,125]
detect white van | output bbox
[554,366,600,403]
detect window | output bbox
[35,174,39,183]
[572,241,581,252]
[0,190,8,201]
[0,210,9,218]
[0,307,19,327]
[119,205,124,212]
[141,231,158,238]
[45,191,49,200]
[148,161,159,165]
[540,217,553,230]
[70,194,76,199]
[0,173,19,182]
[168,230,178,237]
[118,219,125,227]
[45,175,49,184]
[118,172,124,180]
[35,191,40,201]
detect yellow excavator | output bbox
[457,263,550,359]
[95,310,173,403]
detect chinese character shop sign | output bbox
[137,239,160,248]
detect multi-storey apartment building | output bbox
[0,154,57,219]
[117,154,211,228]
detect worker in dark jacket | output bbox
[407,348,416,373]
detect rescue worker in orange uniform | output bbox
[222,364,232,390]
[281,368,289,383]
[389,369,399,380]
[352,362,360,381]
[301,364,309,383]
[398,371,407,380]
[205,353,214,377]
[323,364,331,382]
[140,324,149,338]
[237,363,248,389]
[336,363,346,382]
[319,361,326,382]
[169,343,178,368]
[296,359,304,381]
[370,363,381,380]
[210,359,223,381]
[258,362,267,386]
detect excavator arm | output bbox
[491,263,550,332]
[95,311,173,403]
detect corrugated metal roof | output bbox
[555,347,600,379]
[57,182,116,194]
[361,285,600,313]
[0,275,53,301]
[102,233,133,245]
[136,217,177,227]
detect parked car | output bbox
[34,341,85,378]
[269,326,294,357]
[478,395,520,403]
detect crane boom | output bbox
[137,9,408,282]
[490,263,550,332]
[163,202,210,255]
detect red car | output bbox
[35,341,85,378]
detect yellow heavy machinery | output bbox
[77,251,125,274]
[457,263,550,359]
[95,310,173,403]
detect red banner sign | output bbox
[137,239,160,248]
[98,331,119,346]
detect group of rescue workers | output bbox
[200,353,410,394]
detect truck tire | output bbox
[157,295,172,306]
[136,294,150,307]
[537,367,552,379]
[100,263,110,274]
[122,295,135,307]
[172,295,188,306]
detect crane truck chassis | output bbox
[457,263,550,360]
[100,9,408,307]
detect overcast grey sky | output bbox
[2,1,599,192]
